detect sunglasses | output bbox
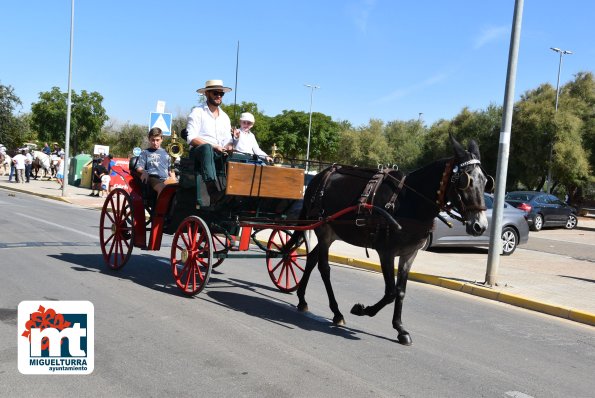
[210,91,225,97]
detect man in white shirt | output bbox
[12,149,27,183]
[226,112,272,163]
[24,149,33,182]
[185,79,232,196]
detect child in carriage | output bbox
[135,127,175,196]
[225,112,272,163]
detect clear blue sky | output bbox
[2,1,593,128]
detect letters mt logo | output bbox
[18,301,94,375]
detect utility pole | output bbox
[304,84,319,174]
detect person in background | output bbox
[55,154,65,188]
[225,112,272,163]
[7,148,16,182]
[24,148,32,182]
[90,159,107,197]
[12,149,26,184]
[42,142,51,156]
[100,171,111,197]
[135,127,175,196]
[107,154,117,177]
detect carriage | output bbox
[99,150,325,296]
[100,135,491,344]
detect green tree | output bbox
[510,80,591,192]
[385,119,426,171]
[0,83,23,148]
[31,87,108,154]
[565,72,595,183]
[268,110,340,167]
[353,119,389,168]
[104,123,146,157]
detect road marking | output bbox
[505,391,534,398]
[16,212,98,239]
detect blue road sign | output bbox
[149,112,173,136]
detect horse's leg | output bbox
[296,244,320,313]
[315,239,345,325]
[350,249,397,318]
[391,251,418,346]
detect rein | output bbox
[384,157,487,225]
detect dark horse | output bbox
[289,135,491,345]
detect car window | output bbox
[505,192,533,201]
[483,194,494,209]
[534,195,548,204]
[547,195,564,205]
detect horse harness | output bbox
[309,165,406,249]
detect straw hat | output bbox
[239,112,255,124]
[196,79,232,94]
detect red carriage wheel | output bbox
[266,230,309,293]
[211,233,229,268]
[99,188,134,270]
[171,216,213,296]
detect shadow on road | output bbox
[559,275,595,284]
[49,252,184,296]
[48,253,403,344]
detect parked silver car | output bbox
[422,193,529,255]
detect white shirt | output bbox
[186,103,232,147]
[13,154,26,169]
[227,129,268,157]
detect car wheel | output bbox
[565,214,578,229]
[501,226,518,255]
[531,214,543,231]
[421,234,432,251]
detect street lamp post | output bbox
[547,47,572,194]
[62,0,75,197]
[304,84,319,174]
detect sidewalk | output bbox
[1,176,594,327]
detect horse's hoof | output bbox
[297,302,308,313]
[397,333,412,346]
[350,303,365,316]
[333,315,345,326]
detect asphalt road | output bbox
[1,194,594,397]
[524,229,595,262]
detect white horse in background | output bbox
[0,153,11,177]
[32,151,55,180]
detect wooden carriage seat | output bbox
[225,162,305,200]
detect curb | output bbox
[0,184,72,204]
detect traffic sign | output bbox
[149,112,172,136]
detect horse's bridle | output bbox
[438,157,493,223]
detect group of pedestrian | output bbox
[6,147,33,183]
[89,153,115,197]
